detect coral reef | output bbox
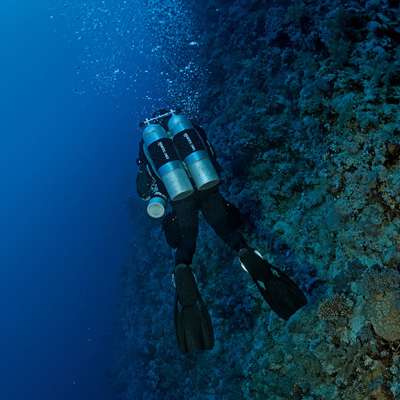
[115,0,400,399]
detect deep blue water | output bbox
[0,1,161,398]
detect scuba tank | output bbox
[168,114,220,191]
[142,123,194,201]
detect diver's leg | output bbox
[171,196,214,352]
[200,186,248,252]
[201,187,307,320]
[172,195,199,266]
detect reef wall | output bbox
[115,1,400,399]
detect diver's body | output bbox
[136,122,246,266]
[172,185,248,266]
[136,110,307,353]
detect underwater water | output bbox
[0,0,204,400]
[3,0,400,399]
[1,1,132,398]
[1,0,203,399]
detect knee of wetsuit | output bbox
[162,212,181,249]
[225,201,244,230]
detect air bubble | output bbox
[52,0,207,115]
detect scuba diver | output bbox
[136,109,307,353]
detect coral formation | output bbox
[115,0,400,399]
[318,294,352,321]
[359,266,400,342]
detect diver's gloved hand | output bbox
[238,248,307,320]
[173,264,214,353]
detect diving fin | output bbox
[239,248,307,320]
[173,264,214,353]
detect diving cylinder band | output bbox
[168,114,220,191]
[147,195,166,219]
[142,124,194,201]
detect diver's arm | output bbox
[136,161,155,201]
[136,139,157,200]
[136,140,169,201]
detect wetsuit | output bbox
[136,124,247,266]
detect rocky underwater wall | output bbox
[115,1,400,399]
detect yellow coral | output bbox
[318,294,352,320]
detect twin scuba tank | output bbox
[142,112,220,217]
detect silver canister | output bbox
[168,114,220,191]
[147,195,166,218]
[143,124,194,201]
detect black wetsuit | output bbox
[136,124,247,266]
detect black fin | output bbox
[239,249,307,320]
[174,265,214,353]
